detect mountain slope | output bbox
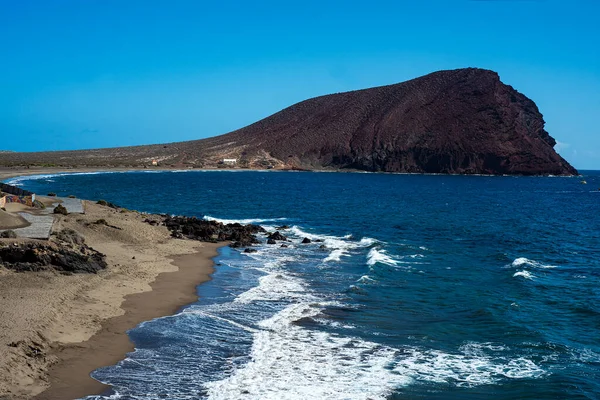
[0,68,577,175]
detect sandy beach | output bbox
[0,168,225,400]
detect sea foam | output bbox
[203,215,288,225]
[511,257,557,269]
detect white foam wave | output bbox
[393,347,545,387]
[287,226,376,263]
[367,248,399,267]
[206,301,546,399]
[357,275,377,284]
[511,257,557,269]
[323,249,347,262]
[203,215,288,225]
[205,302,412,400]
[234,273,315,303]
[513,271,535,280]
[5,171,118,186]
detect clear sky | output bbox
[1,0,598,169]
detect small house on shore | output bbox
[222,158,237,165]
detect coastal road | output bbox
[3,198,84,239]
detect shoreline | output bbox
[0,190,230,400]
[34,244,223,400]
[0,166,583,184]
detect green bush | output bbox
[32,200,46,209]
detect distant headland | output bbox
[0,68,577,176]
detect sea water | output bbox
[9,170,600,399]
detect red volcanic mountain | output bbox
[0,68,577,175]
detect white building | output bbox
[222,158,237,165]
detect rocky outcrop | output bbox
[0,241,107,273]
[267,231,287,241]
[162,216,265,247]
[0,68,577,175]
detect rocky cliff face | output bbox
[197,68,576,175]
[0,68,577,175]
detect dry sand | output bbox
[0,210,29,230]
[0,200,224,400]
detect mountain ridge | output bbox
[0,68,578,175]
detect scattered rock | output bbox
[280,244,288,248]
[319,245,327,249]
[276,225,290,230]
[54,229,85,246]
[267,238,276,245]
[243,248,257,253]
[163,216,265,247]
[53,204,68,215]
[267,231,287,241]
[301,237,311,244]
[47,192,57,197]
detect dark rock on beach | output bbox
[163,216,265,247]
[0,242,107,273]
[301,237,311,244]
[267,239,277,245]
[53,204,68,215]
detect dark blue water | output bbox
[9,170,600,399]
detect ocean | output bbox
[8,170,600,400]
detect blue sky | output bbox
[1,0,598,169]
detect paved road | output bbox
[12,213,54,239]
[1,197,84,239]
[51,197,85,214]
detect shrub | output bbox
[96,199,119,209]
[0,230,17,238]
